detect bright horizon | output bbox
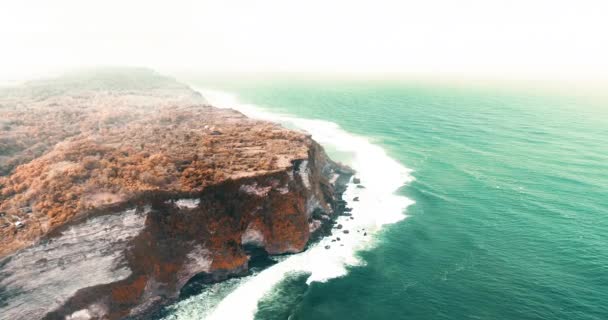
[1,0,607,82]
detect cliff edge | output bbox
[0,69,353,319]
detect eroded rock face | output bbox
[0,208,148,320]
[0,69,353,319]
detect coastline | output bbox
[0,72,414,320]
[157,88,414,320]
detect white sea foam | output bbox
[162,88,414,320]
[175,198,201,209]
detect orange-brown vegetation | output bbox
[0,74,311,257]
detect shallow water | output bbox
[161,78,608,320]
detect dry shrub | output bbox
[139,172,165,186]
[82,156,100,170]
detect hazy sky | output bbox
[1,0,607,80]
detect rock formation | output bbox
[0,69,353,319]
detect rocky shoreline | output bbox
[0,69,353,319]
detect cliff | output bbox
[0,69,353,319]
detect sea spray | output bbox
[161,89,414,320]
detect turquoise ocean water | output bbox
[165,78,608,320]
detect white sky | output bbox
[1,0,607,81]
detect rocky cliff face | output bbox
[0,69,353,319]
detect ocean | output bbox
[158,77,608,320]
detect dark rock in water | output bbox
[353,197,359,202]
[244,246,277,272]
[344,207,352,213]
[336,237,341,241]
[311,209,326,220]
[364,232,367,236]
[356,185,366,189]
[336,224,343,229]
[350,217,354,220]
[335,203,346,212]
[331,239,336,242]
[353,177,361,184]
[343,230,350,234]
[335,200,347,208]
[340,244,344,246]
[325,245,331,249]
